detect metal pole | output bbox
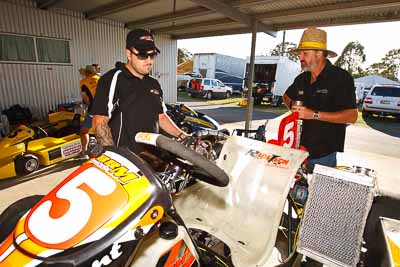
[244,21,257,137]
[281,30,286,55]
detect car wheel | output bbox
[205,91,213,100]
[362,110,371,119]
[0,195,43,243]
[225,91,231,99]
[15,155,39,176]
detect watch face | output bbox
[313,112,319,120]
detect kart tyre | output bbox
[0,114,10,137]
[225,91,231,99]
[15,155,39,176]
[254,97,262,105]
[0,195,43,243]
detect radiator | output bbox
[297,165,375,267]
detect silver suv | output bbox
[186,78,233,99]
[362,84,400,120]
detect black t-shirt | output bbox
[91,62,164,154]
[285,60,356,159]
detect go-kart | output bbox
[0,130,398,266]
[166,103,229,135]
[0,114,84,179]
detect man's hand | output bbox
[291,105,314,120]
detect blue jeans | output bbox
[81,113,92,129]
[306,152,337,173]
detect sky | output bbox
[178,21,400,69]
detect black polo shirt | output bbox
[285,60,356,159]
[91,62,164,154]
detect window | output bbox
[204,79,211,86]
[217,81,224,87]
[37,38,70,63]
[0,34,35,62]
[0,33,70,64]
[211,80,218,87]
[372,87,400,97]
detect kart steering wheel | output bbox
[135,132,229,187]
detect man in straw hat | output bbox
[283,27,357,173]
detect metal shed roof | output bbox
[36,0,400,39]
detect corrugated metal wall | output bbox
[153,34,177,103]
[0,0,177,118]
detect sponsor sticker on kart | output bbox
[92,151,144,184]
[61,141,82,158]
[135,132,159,146]
[246,149,290,169]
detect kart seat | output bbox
[53,114,81,137]
[33,126,48,139]
[174,136,308,266]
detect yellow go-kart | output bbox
[0,113,85,179]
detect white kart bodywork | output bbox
[174,135,308,266]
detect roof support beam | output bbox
[190,0,276,36]
[244,21,257,136]
[126,0,277,31]
[153,18,234,34]
[126,7,212,28]
[256,0,400,21]
[36,0,62,9]
[86,0,157,19]
[232,0,275,8]
[173,27,251,39]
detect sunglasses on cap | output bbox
[129,49,157,60]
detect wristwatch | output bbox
[313,111,319,120]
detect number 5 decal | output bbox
[282,121,295,148]
[26,164,128,249]
[267,112,298,148]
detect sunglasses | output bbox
[130,49,157,60]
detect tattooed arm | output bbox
[93,115,114,146]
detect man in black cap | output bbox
[91,29,188,154]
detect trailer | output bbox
[243,56,301,105]
[193,53,246,93]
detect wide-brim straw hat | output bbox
[290,27,337,58]
[84,65,97,74]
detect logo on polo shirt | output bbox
[150,89,160,95]
[316,88,328,94]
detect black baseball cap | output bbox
[126,29,160,54]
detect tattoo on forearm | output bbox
[95,120,114,146]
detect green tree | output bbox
[365,49,400,81]
[269,42,298,61]
[334,41,366,77]
[178,48,193,64]
[380,49,400,81]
